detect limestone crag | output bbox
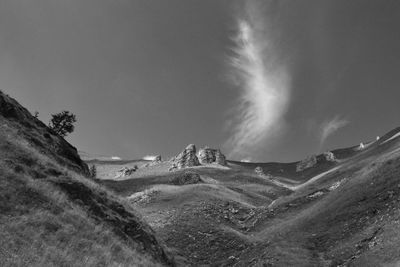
[215,149,227,166]
[115,166,137,178]
[296,155,318,172]
[170,144,200,170]
[254,166,264,175]
[154,155,162,162]
[296,151,337,172]
[198,147,227,166]
[322,151,336,162]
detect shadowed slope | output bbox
[0,91,174,266]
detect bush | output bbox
[89,165,97,179]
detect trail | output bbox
[265,166,341,191]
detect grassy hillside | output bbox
[3,89,400,266]
[96,127,400,266]
[0,91,174,266]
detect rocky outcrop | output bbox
[198,147,227,166]
[322,151,336,162]
[358,142,365,150]
[296,155,318,172]
[215,150,227,166]
[115,166,137,178]
[254,166,264,175]
[170,144,200,170]
[296,151,337,172]
[154,155,162,162]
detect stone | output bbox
[254,166,264,175]
[323,151,336,162]
[215,150,227,166]
[170,144,200,170]
[154,155,162,162]
[359,142,365,150]
[296,155,318,172]
[115,166,137,178]
[198,147,227,166]
[296,151,337,172]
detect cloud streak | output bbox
[225,1,291,160]
[319,116,349,147]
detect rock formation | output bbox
[115,166,137,178]
[198,147,227,166]
[170,144,200,170]
[296,155,318,172]
[359,142,365,150]
[154,155,162,162]
[215,149,227,166]
[296,151,337,172]
[322,151,336,162]
[254,166,264,175]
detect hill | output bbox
[3,89,400,266]
[0,91,174,266]
[95,129,400,266]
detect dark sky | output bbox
[1,0,400,162]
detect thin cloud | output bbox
[319,116,349,146]
[225,1,291,160]
[143,155,158,161]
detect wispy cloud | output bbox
[319,116,349,147]
[142,155,158,161]
[225,1,291,160]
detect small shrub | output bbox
[169,172,202,185]
[89,165,97,179]
[46,168,62,177]
[13,165,25,174]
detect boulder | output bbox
[359,142,365,150]
[170,144,200,170]
[296,152,337,172]
[154,155,162,162]
[254,166,264,175]
[198,147,227,166]
[322,151,336,162]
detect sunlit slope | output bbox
[98,127,400,266]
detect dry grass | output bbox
[0,112,166,266]
[0,167,160,267]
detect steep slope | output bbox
[0,91,174,266]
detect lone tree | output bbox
[49,111,76,137]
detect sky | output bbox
[1,0,400,162]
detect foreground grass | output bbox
[0,170,159,267]
[0,115,165,266]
